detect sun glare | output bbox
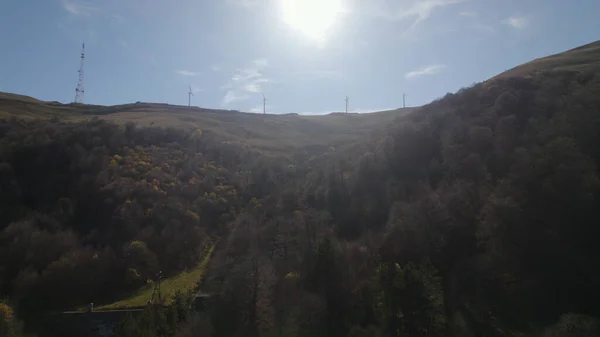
[282,0,342,42]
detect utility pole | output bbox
[74,42,85,104]
[403,93,407,108]
[345,95,349,114]
[262,92,267,114]
[188,85,194,107]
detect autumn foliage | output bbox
[2,51,600,337]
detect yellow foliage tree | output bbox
[0,302,22,337]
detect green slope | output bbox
[94,243,216,311]
[490,40,600,80]
[0,93,414,156]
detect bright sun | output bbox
[282,0,342,41]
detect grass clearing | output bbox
[94,243,215,311]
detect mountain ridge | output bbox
[490,39,600,80]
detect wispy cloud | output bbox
[363,0,466,33]
[119,39,128,48]
[504,15,528,29]
[459,11,476,16]
[62,0,123,24]
[253,58,268,68]
[221,58,270,106]
[244,83,265,93]
[62,0,98,16]
[223,91,250,105]
[210,65,221,72]
[405,64,446,79]
[175,70,202,77]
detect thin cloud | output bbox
[62,0,123,24]
[245,84,261,93]
[175,70,202,77]
[405,64,446,79]
[221,58,270,106]
[504,15,528,29]
[223,91,250,105]
[253,58,268,67]
[244,82,267,93]
[119,39,128,48]
[210,65,221,72]
[363,0,466,33]
[62,0,98,16]
[459,11,476,16]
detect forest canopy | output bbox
[2,42,600,337]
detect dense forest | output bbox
[196,68,600,337]
[2,43,600,337]
[0,119,294,313]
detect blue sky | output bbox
[0,0,598,114]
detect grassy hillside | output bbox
[0,93,414,156]
[95,242,215,311]
[490,40,600,80]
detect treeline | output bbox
[0,118,293,316]
[198,69,600,337]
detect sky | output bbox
[0,0,599,115]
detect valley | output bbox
[1,40,600,337]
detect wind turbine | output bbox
[188,85,194,107]
[345,95,349,114]
[262,92,267,114]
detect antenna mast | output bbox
[74,42,85,104]
[188,85,194,107]
[262,92,267,114]
[345,95,349,114]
